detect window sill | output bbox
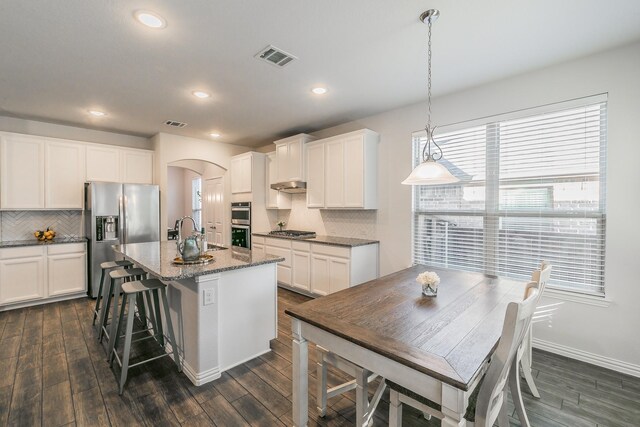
[543,288,611,308]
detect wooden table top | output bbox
[285,265,526,391]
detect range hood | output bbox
[270,181,307,193]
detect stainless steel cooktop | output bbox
[268,230,316,239]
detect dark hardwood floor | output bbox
[0,288,638,426]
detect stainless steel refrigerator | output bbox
[85,182,160,297]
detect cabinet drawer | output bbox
[277,265,292,285]
[264,238,292,249]
[291,241,311,252]
[265,245,291,267]
[253,236,265,244]
[47,243,86,255]
[0,246,46,260]
[312,244,350,258]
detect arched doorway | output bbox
[166,159,227,245]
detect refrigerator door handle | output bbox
[120,194,126,244]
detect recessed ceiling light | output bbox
[192,91,211,99]
[311,87,328,95]
[88,110,107,117]
[134,10,166,29]
[209,132,221,138]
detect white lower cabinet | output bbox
[47,244,87,297]
[260,236,378,296]
[291,241,311,292]
[0,243,87,309]
[0,247,46,305]
[264,238,292,286]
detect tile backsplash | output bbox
[277,194,377,239]
[0,210,83,241]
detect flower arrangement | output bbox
[416,271,440,296]
[277,221,286,231]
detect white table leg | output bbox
[354,367,367,427]
[292,319,308,427]
[389,389,402,427]
[441,383,467,427]
[316,348,327,417]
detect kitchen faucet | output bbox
[177,216,198,247]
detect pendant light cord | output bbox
[423,15,443,163]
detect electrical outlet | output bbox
[203,289,215,305]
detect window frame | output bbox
[411,94,608,297]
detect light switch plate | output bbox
[203,288,215,305]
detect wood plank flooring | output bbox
[0,289,638,426]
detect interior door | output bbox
[204,177,224,245]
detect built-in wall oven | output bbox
[231,202,251,248]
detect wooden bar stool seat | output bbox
[109,278,181,394]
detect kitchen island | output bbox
[113,241,284,386]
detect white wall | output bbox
[295,41,640,373]
[167,166,187,228]
[153,132,247,246]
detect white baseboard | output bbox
[0,292,86,312]
[532,338,640,378]
[182,361,221,386]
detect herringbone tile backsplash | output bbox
[0,211,83,241]
[277,194,376,239]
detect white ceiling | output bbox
[1,0,639,147]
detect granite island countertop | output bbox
[252,232,379,248]
[0,237,87,248]
[113,241,284,281]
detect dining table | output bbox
[285,264,527,427]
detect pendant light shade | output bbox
[402,9,459,186]
[401,159,459,185]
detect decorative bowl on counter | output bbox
[34,228,56,241]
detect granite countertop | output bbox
[0,237,87,248]
[252,232,379,247]
[113,241,284,281]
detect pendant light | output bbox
[402,9,459,186]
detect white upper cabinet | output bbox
[274,134,315,182]
[231,152,253,194]
[305,141,325,208]
[121,149,153,184]
[86,145,121,182]
[307,129,378,210]
[46,141,85,209]
[265,151,291,209]
[86,145,153,184]
[0,134,45,209]
[0,132,153,209]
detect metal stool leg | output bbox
[92,268,107,325]
[119,295,136,395]
[136,293,147,326]
[98,276,116,343]
[152,289,165,346]
[143,290,159,341]
[106,278,123,360]
[159,286,181,372]
[110,292,129,367]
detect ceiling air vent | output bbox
[164,120,188,128]
[255,45,297,67]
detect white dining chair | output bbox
[518,261,552,401]
[316,345,385,427]
[388,286,541,427]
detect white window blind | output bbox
[412,97,607,296]
[192,177,202,231]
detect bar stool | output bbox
[98,267,148,351]
[110,278,181,394]
[92,260,134,326]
